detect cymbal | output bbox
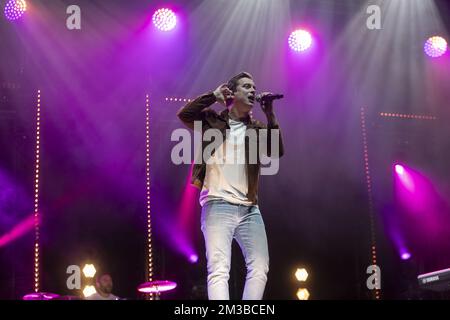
[53,295,82,300]
[22,292,60,300]
[137,280,177,293]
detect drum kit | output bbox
[22,280,177,300]
[137,280,177,294]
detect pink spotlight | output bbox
[152,8,177,31]
[288,29,313,52]
[4,0,26,21]
[395,164,405,175]
[401,252,411,260]
[189,254,199,264]
[395,164,415,192]
[424,36,447,58]
[176,164,199,265]
[0,215,35,247]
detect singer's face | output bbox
[234,77,256,111]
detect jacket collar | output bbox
[219,108,257,127]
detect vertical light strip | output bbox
[360,107,380,300]
[33,89,41,293]
[145,94,154,300]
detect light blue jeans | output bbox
[201,199,269,300]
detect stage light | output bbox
[380,112,437,120]
[189,254,198,264]
[395,164,405,176]
[152,8,177,31]
[4,0,26,21]
[288,29,312,52]
[82,285,96,298]
[165,97,191,102]
[295,268,308,282]
[395,164,415,193]
[401,252,411,260]
[0,214,35,247]
[424,36,447,58]
[33,90,41,293]
[296,288,310,300]
[82,264,96,278]
[144,94,155,300]
[145,95,152,283]
[361,108,381,299]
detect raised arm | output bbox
[177,83,233,130]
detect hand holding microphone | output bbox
[255,93,284,103]
[256,92,284,115]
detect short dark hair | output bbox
[95,273,112,284]
[227,72,253,93]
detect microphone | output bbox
[255,93,284,103]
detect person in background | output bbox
[85,273,119,300]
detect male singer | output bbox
[177,72,284,300]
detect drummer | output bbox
[85,273,119,300]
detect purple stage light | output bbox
[401,252,411,260]
[395,164,405,175]
[395,164,415,192]
[424,36,447,58]
[152,8,177,31]
[0,215,35,247]
[189,254,198,264]
[288,29,312,52]
[4,0,26,21]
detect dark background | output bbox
[1,0,450,299]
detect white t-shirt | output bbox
[200,118,252,206]
[85,292,119,300]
